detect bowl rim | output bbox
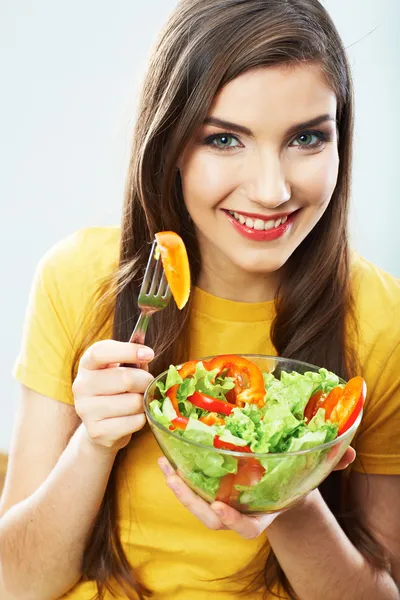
[144,354,362,458]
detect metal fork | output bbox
[125,240,172,367]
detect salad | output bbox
[149,355,365,510]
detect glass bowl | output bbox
[144,355,362,514]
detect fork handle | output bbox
[122,311,151,368]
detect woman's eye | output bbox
[291,131,325,149]
[205,133,241,150]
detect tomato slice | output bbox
[329,376,366,436]
[234,458,265,488]
[188,391,234,416]
[215,458,265,506]
[216,473,236,503]
[304,390,327,422]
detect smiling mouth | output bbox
[225,209,297,231]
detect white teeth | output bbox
[254,219,265,231]
[264,220,274,230]
[228,211,290,231]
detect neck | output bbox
[197,255,280,304]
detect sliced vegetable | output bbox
[155,231,191,310]
[322,386,344,421]
[206,355,265,407]
[216,473,236,503]
[166,384,181,415]
[329,376,366,435]
[169,416,189,430]
[188,391,234,416]
[234,458,265,489]
[214,436,252,453]
[199,413,226,426]
[178,360,200,379]
[304,390,327,422]
[216,458,265,505]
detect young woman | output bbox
[1,1,399,599]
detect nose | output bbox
[246,151,291,208]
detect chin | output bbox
[232,251,289,275]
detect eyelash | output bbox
[203,130,329,152]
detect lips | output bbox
[227,210,290,232]
[223,209,298,242]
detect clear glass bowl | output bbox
[144,355,362,514]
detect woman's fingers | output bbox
[333,446,356,471]
[211,502,279,539]
[73,339,155,453]
[85,393,144,420]
[158,458,227,531]
[74,366,154,396]
[79,339,154,370]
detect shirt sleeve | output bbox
[352,339,400,475]
[13,230,109,406]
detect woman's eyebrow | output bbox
[285,114,336,136]
[203,113,336,137]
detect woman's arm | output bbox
[160,458,400,600]
[0,339,154,600]
[0,387,117,600]
[266,482,399,600]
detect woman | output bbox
[1,0,399,599]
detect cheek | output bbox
[291,150,339,206]
[180,152,236,213]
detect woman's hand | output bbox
[158,446,356,539]
[73,339,154,454]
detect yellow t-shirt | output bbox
[13,227,400,600]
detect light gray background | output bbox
[1,1,399,452]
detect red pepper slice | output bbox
[178,360,203,379]
[188,391,234,416]
[213,436,252,452]
[166,384,181,416]
[206,355,265,408]
[304,390,327,422]
[322,386,344,421]
[303,377,366,436]
[329,376,366,436]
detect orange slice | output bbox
[155,231,191,309]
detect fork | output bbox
[125,240,172,368]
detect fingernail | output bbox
[213,507,225,519]
[137,347,154,361]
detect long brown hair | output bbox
[76,1,389,598]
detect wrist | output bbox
[74,423,120,463]
[269,488,322,530]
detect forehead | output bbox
[209,63,337,131]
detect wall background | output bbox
[1,0,399,452]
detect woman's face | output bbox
[179,63,339,279]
